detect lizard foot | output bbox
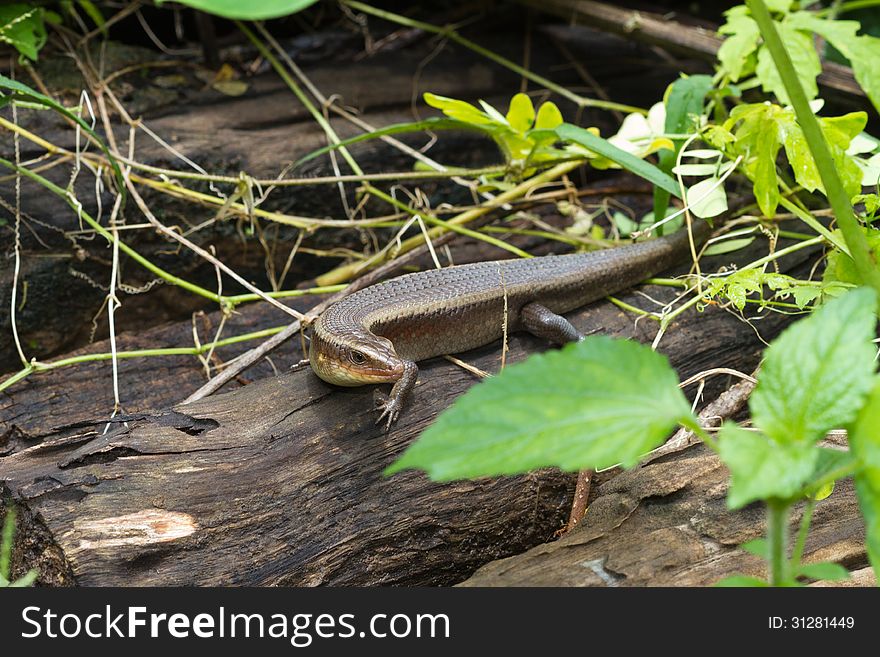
[374,390,402,431]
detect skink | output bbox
[309,221,710,428]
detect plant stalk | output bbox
[767,500,790,586]
[747,0,880,294]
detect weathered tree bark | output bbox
[1,236,812,586]
[458,441,872,587]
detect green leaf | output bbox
[76,0,105,28]
[664,75,713,134]
[756,22,821,103]
[386,336,694,480]
[479,100,509,126]
[506,93,535,133]
[154,0,319,20]
[703,236,755,256]
[719,423,820,509]
[726,103,783,216]
[672,163,720,176]
[849,378,880,581]
[534,102,563,130]
[715,575,770,587]
[0,4,47,61]
[765,0,793,13]
[775,110,865,200]
[424,92,495,126]
[750,287,878,444]
[796,562,851,582]
[686,176,728,219]
[789,12,880,117]
[554,123,681,198]
[799,447,856,499]
[718,6,760,81]
[741,538,769,559]
[791,286,821,309]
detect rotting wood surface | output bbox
[1,238,812,586]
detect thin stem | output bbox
[747,0,880,293]
[679,416,719,452]
[817,0,880,16]
[225,284,346,305]
[790,499,817,574]
[342,0,646,116]
[607,296,661,320]
[777,194,847,255]
[314,160,583,285]
[237,21,364,177]
[767,500,791,586]
[0,157,224,304]
[0,327,287,394]
[739,236,826,272]
[369,187,532,259]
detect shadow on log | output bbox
[1,238,811,586]
[458,442,873,587]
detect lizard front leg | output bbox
[375,359,419,430]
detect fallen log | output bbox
[0,233,810,586]
[458,442,872,587]
[525,0,865,100]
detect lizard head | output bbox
[309,320,405,387]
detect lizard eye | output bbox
[348,350,368,365]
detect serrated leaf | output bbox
[823,228,880,291]
[756,23,821,103]
[154,0,318,20]
[791,286,821,309]
[854,193,880,216]
[534,102,563,130]
[849,378,880,582]
[715,575,770,587]
[789,12,880,118]
[717,7,760,81]
[750,287,878,444]
[796,562,851,582]
[726,104,783,216]
[686,177,728,219]
[719,423,820,508]
[727,283,747,310]
[506,93,535,133]
[386,336,695,480]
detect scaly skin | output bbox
[309,221,711,428]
